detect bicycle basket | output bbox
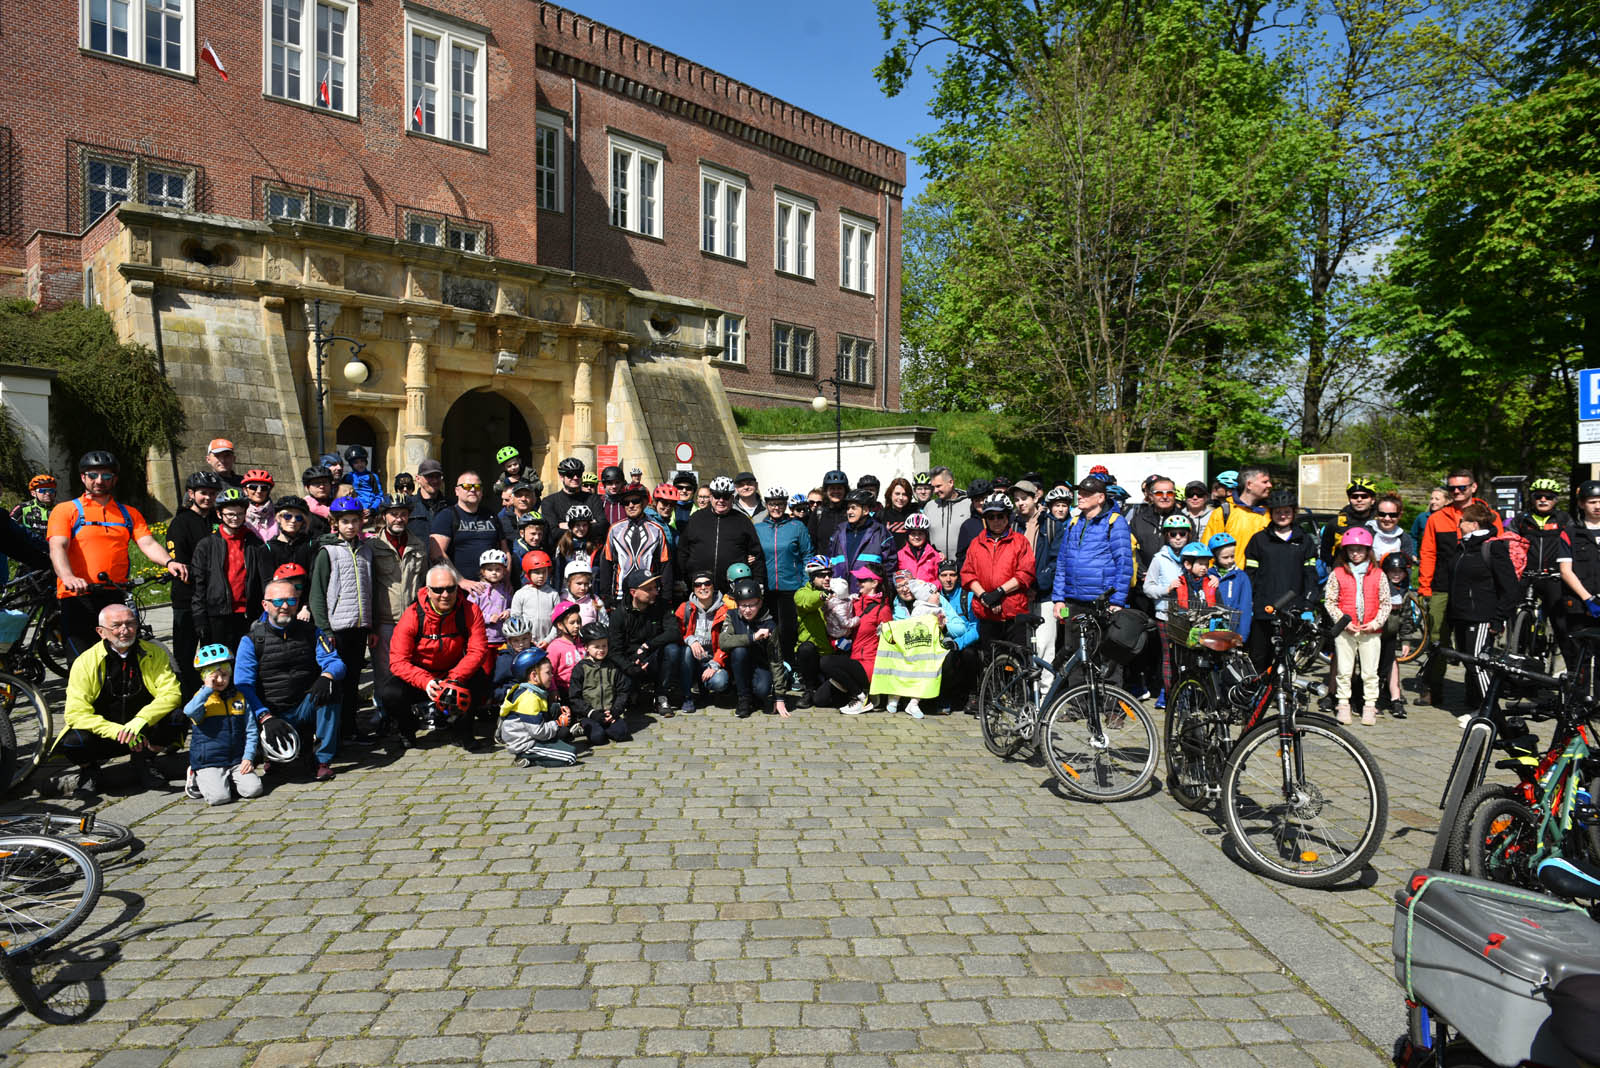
[1099,607,1151,664]
[1166,606,1238,649]
[0,608,29,653]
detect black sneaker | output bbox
[134,758,177,793]
[735,699,755,719]
[1390,699,1408,720]
[655,695,673,718]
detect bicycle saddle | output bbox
[1539,856,1600,900]
[1199,630,1242,653]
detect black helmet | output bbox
[185,470,224,491]
[302,466,332,483]
[857,474,880,490]
[846,488,876,507]
[393,472,415,492]
[730,577,763,602]
[78,450,118,473]
[379,493,412,512]
[600,465,623,484]
[1266,489,1298,510]
[343,444,369,463]
[558,457,585,478]
[1579,481,1600,501]
[822,470,849,488]
[274,495,309,514]
[578,622,608,643]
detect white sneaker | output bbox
[184,767,202,801]
[904,699,924,720]
[885,698,900,716]
[840,699,869,716]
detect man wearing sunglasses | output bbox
[1419,468,1502,707]
[234,580,346,781]
[430,470,506,596]
[49,450,186,657]
[380,565,491,750]
[1319,476,1382,567]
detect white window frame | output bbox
[405,10,486,149]
[712,314,744,365]
[700,166,746,261]
[405,212,442,246]
[535,112,564,212]
[774,191,815,279]
[84,154,134,224]
[609,133,663,237]
[82,152,196,227]
[773,322,815,378]
[838,335,874,385]
[263,0,358,117]
[840,213,877,295]
[447,222,485,253]
[81,0,194,74]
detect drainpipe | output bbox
[570,78,579,271]
[879,190,891,411]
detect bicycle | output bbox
[0,834,104,1023]
[0,812,133,854]
[1394,590,1430,665]
[1167,592,1389,887]
[1506,570,1562,676]
[0,570,70,682]
[977,593,1160,802]
[0,663,53,798]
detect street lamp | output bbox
[812,377,844,472]
[307,299,367,458]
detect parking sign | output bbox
[1581,369,1600,421]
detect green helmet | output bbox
[726,562,753,583]
[496,446,521,465]
[1160,514,1193,532]
[216,487,246,508]
[1530,478,1562,494]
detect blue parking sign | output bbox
[1583,370,1600,421]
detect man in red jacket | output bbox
[378,564,491,751]
[960,493,1038,653]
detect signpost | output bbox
[1580,369,1600,477]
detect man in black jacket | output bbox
[165,471,220,692]
[606,571,681,717]
[407,458,452,543]
[1319,476,1381,566]
[680,478,764,594]
[541,456,609,536]
[1243,490,1320,669]
[189,489,273,653]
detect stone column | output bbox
[402,315,440,471]
[572,339,602,468]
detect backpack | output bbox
[1482,530,1529,580]
[70,498,134,541]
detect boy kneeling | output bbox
[183,643,265,805]
[569,623,634,742]
[498,646,580,767]
[721,577,791,719]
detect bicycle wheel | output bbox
[0,835,102,957]
[0,813,133,854]
[1467,795,1541,889]
[31,611,70,680]
[1445,782,1516,875]
[1396,596,1429,664]
[1220,714,1388,888]
[978,648,1034,759]
[0,672,52,795]
[1040,683,1157,802]
[0,703,14,802]
[1164,677,1224,811]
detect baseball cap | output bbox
[417,458,444,477]
[1012,479,1040,497]
[207,438,234,455]
[1076,477,1108,494]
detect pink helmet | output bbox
[1341,526,1374,548]
[551,600,581,624]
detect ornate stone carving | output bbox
[360,307,384,337]
[495,283,527,316]
[408,268,442,302]
[346,258,389,297]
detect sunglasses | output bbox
[1185,491,1206,498]
[1167,530,1188,537]
[1448,483,1471,491]
[1377,511,1400,518]
[457,483,482,491]
[268,597,299,607]
[1348,491,1374,498]
[278,512,306,521]
[692,580,714,588]
[1532,492,1557,500]
[1149,491,1175,498]
[83,471,116,481]
[429,585,458,595]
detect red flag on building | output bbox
[413,95,424,128]
[318,72,331,106]
[200,40,228,80]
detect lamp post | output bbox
[811,377,844,472]
[308,299,369,458]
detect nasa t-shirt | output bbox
[432,505,502,580]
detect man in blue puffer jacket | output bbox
[1052,478,1135,682]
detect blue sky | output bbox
[573,0,938,204]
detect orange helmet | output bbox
[27,475,56,492]
[242,469,274,487]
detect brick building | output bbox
[0,0,905,505]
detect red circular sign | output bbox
[675,442,694,464]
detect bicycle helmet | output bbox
[328,496,362,515]
[1265,489,1298,510]
[27,474,56,491]
[502,615,533,639]
[938,556,960,574]
[496,446,521,465]
[1206,532,1237,552]
[78,450,118,473]
[581,473,599,487]
[822,470,849,488]
[185,470,224,492]
[558,457,585,478]
[379,493,411,512]
[563,558,592,578]
[578,621,609,643]
[434,681,471,714]
[980,492,1014,515]
[913,471,931,485]
[726,562,753,583]
[763,484,789,502]
[242,468,274,487]
[302,466,332,483]
[1580,481,1600,501]
[215,488,247,508]
[617,482,649,503]
[274,495,309,515]
[510,646,547,679]
[1215,470,1239,489]
[788,493,808,508]
[846,488,876,507]
[259,717,301,763]
[1088,464,1113,483]
[1530,478,1563,494]
[1346,475,1379,495]
[730,577,763,602]
[1340,526,1374,548]
[1105,484,1130,502]
[654,483,679,502]
[708,476,736,496]
[1180,543,1213,560]
[519,552,553,577]
[1044,486,1073,504]
[904,512,931,531]
[1161,514,1194,532]
[343,445,368,463]
[193,643,233,669]
[565,503,593,523]
[394,473,415,492]
[804,554,830,573]
[273,563,307,582]
[672,470,697,487]
[551,600,580,624]
[479,549,509,568]
[600,465,623,484]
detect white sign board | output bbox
[1580,442,1600,464]
[1581,423,1600,444]
[675,441,695,465]
[1073,451,1207,504]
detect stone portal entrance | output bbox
[440,391,541,487]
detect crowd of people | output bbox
[1,436,1586,803]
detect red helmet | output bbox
[436,681,472,714]
[273,563,307,581]
[521,550,554,573]
[654,483,679,502]
[243,469,274,487]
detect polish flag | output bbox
[199,40,228,80]
[318,72,331,106]
[412,95,424,128]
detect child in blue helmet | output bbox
[1207,533,1252,642]
[341,446,384,510]
[497,646,579,767]
[182,644,265,805]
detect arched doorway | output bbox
[440,390,541,484]
[334,414,385,473]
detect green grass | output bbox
[733,407,1069,487]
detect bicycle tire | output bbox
[1466,795,1540,889]
[1040,683,1158,802]
[1445,782,1515,875]
[0,835,102,957]
[0,672,53,795]
[0,813,133,854]
[1396,596,1429,665]
[29,610,69,680]
[978,648,1034,760]
[1220,713,1388,888]
[1164,677,1223,811]
[1507,608,1534,660]
[0,700,14,801]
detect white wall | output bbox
[1074,450,1208,504]
[743,427,934,494]
[0,368,54,476]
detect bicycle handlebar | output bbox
[1436,647,1564,691]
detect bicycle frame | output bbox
[1000,612,1110,747]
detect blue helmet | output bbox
[1215,470,1239,489]
[1105,483,1130,501]
[511,646,548,679]
[194,643,233,669]
[329,496,363,514]
[1180,542,1214,560]
[804,554,830,574]
[319,453,341,468]
[1206,532,1237,553]
[789,493,808,508]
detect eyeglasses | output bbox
[278,513,305,521]
[1150,491,1175,498]
[268,597,299,607]
[1348,491,1374,499]
[428,585,458,595]
[457,483,481,491]
[83,471,116,481]
[1447,483,1471,491]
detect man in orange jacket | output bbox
[1418,468,1503,707]
[960,493,1037,653]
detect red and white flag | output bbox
[412,94,424,128]
[199,39,228,80]
[318,72,331,106]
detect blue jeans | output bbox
[275,693,340,765]
[727,646,773,702]
[678,647,729,700]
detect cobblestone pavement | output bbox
[1,641,1485,1067]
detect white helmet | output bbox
[564,558,593,579]
[565,503,593,523]
[259,717,300,763]
[708,476,736,495]
[479,549,509,568]
[763,484,789,501]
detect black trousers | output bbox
[794,641,824,691]
[941,646,979,709]
[1453,621,1497,712]
[56,712,183,768]
[813,654,869,706]
[770,589,799,663]
[331,627,369,736]
[376,672,492,741]
[171,601,201,694]
[198,613,251,659]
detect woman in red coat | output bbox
[811,566,893,715]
